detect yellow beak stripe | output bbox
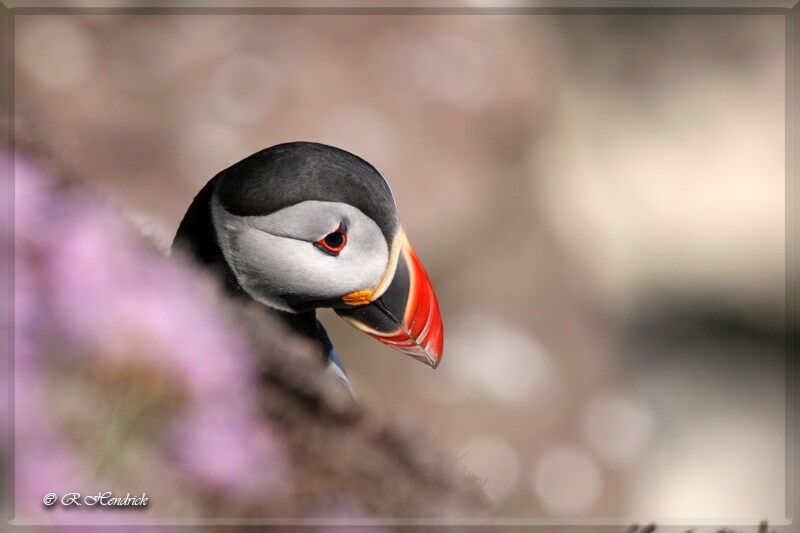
[341,290,373,306]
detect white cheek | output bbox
[213,199,390,305]
[337,221,387,287]
[236,228,386,298]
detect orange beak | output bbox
[336,235,444,368]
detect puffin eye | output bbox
[314,222,348,256]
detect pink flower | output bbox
[170,401,287,497]
[10,153,290,522]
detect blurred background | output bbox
[12,10,788,521]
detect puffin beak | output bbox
[336,234,444,368]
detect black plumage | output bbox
[215,142,399,241]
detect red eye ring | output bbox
[314,222,348,256]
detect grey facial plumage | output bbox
[175,142,402,312]
[212,198,389,312]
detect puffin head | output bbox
[200,142,443,368]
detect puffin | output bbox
[172,142,444,393]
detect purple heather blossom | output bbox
[170,400,287,497]
[14,359,97,525]
[45,198,256,400]
[10,152,289,523]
